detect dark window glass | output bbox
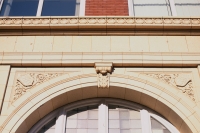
[41,0,78,16]
[0,0,39,16]
[38,118,56,133]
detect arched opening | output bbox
[29,98,179,133]
[1,73,196,133]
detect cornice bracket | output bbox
[95,62,113,89]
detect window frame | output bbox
[128,0,177,16]
[28,98,180,133]
[0,0,85,16]
[0,0,3,12]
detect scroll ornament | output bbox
[95,62,113,88]
[13,73,62,102]
[145,73,195,101]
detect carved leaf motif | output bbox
[183,19,190,24]
[98,19,106,24]
[117,19,125,24]
[15,19,22,24]
[17,74,34,87]
[107,19,115,24]
[164,19,172,24]
[60,19,69,24]
[136,19,144,24]
[1,17,198,27]
[79,19,87,24]
[145,19,153,24]
[89,19,97,24]
[33,19,41,24]
[126,19,134,24]
[175,74,191,87]
[0,19,4,24]
[97,73,109,88]
[70,19,78,24]
[154,19,162,24]
[51,19,59,24]
[144,73,195,101]
[13,72,63,102]
[191,19,199,24]
[95,62,112,89]
[23,19,32,24]
[173,19,181,24]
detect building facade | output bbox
[0,0,200,133]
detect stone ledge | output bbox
[0,52,200,67]
[0,16,200,35]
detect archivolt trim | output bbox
[0,73,197,133]
[144,73,195,101]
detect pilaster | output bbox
[0,65,10,115]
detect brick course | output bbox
[85,0,129,16]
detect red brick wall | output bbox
[85,0,129,16]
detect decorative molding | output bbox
[0,17,200,30]
[1,52,200,67]
[13,72,63,102]
[0,17,199,26]
[95,62,113,88]
[145,73,195,101]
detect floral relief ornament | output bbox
[2,17,200,27]
[95,62,113,89]
[145,73,195,101]
[13,72,63,102]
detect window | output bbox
[174,0,200,16]
[38,118,56,133]
[0,0,85,16]
[0,0,39,16]
[29,98,180,133]
[108,105,142,133]
[128,0,200,17]
[66,105,99,133]
[1,0,200,17]
[131,0,172,16]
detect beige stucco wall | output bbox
[0,35,200,133]
[0,36,200,52]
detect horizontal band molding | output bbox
[0,17,200,35]
[0,52,200,67]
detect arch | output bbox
[29,98,180,133]
[0,72,199,133]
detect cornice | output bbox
[0,16,200,35]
